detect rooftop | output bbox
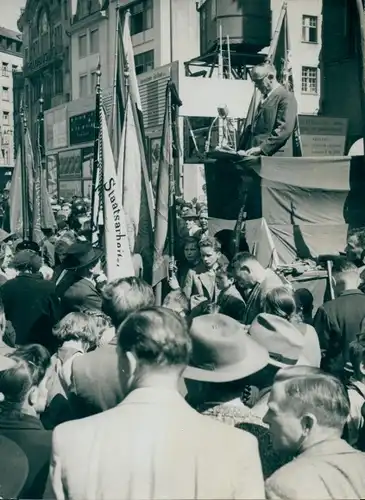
[0,27,22,42]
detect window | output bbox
[2,87,9,101]
[2,131,9,145]
[130,0,153,35]
[79,74,88,97]
[55,69,63,95]
[301,66,318,94]
[134,50,154,75]
[302,15,318,43]
[2,112,9,125]
[39,10,50,53]
[90,29,99,54]
[79,34,87,59]
[91,71,97,92]
[2,63,8,76]
[12,65,18,72]
[1,149,9,165]
[54,24,63,48]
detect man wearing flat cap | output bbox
[238,62,297,157]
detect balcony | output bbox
[23,45,64,77]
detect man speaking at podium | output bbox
[238,62,297,157]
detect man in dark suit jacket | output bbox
[238,63,297,157]
[55,241,103,315]
[69,277,155,417]
[313,260,365,379]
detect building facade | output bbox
[70,0,200,100]
[271,0,322,115]
[17,0,72,145]
[320,0,360,150]
[0,27,22,170]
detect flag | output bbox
[32,119,43,244]
[9,147,22,234]
[117,91,142,252]
[100,105,134,280]
[152,84,173,286]
[281,11,303,156]
[115,10,154,277]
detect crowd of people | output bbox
[0,195,365,499]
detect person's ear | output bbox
[360,361,365,377]
[300,413,316,436]
[28,386,38,407]
[126,351,137,378]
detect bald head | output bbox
[251,63,278,96]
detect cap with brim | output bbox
[63,242,103,270]
[183,313,269,383]
[249,313,309,368]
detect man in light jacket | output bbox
[264,366,365,499]
[51,308,265,500]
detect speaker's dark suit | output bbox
[240,85,297,156]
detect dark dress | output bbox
[0,273,60,352]
[0,412,52,499]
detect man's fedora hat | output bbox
[249,313,309,368]
[63,241,103,270]
[183,313,269,383]
[181,208,198,219]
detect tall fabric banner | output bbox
[32,120,43,244]
[117,91,142,252]
[152,84,173,286]
[9,148,22,234]
[100,106,134,280]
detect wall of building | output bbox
[271,0,322,115]
[0,41,23,168]
[320,0,360,148]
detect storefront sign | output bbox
[69,110,96,146]
[58,149,81,179]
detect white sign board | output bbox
[299,116,348,157]
[279,115,348,157]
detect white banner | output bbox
[100,107,134,280]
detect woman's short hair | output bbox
[274,366,350,431]
[78,309,112,333]
[0,344,50,411]
[198,236,221,252]
[11,250,42,274]
[52,312,100,346]
[118,307,192,368]
[162,290,190,317]
[264,286,296,321]
[102,277,155,328]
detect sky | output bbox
[3,0,26,32]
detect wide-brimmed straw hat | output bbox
[63,241,103,270]
[183,313,269,383]
[249,313,309,368]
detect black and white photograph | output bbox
[0,0,365,499]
